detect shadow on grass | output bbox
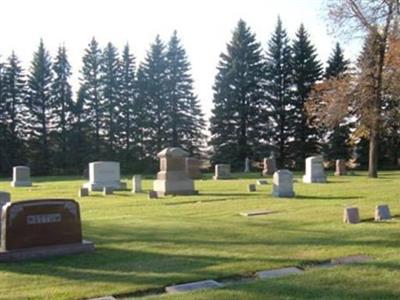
[295,195,362,200]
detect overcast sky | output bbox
[0,0,361,119]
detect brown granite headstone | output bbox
[1,199,83,251]
[343,207,360,224]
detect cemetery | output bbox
[0,0,400,299]
[0,169,399,299]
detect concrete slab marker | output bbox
[256,267,304,279]
[165,280,223,294]
[331,255,372,265]
[240,210,272,217]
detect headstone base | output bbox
[11,181,32,187]
[0,240,95,262]
[153,179,197,196]
[302,175,327,183]
[83,182,126,192]
[272,190,295,198]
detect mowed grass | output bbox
[0,171,399,300]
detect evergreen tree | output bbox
[0,59,6,174]
[100,42,120,158]
[291,24,323,168]
[165,31,205,156]
[136,36,169,165]
[265,17,293,168]
[1,52,27,172]
[26,40,53,174]
[51,45,73,171]
[80,37,103,158]
[118,44,138,167]
[323,43,352,161]
[209,20,267,169]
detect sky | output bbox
[0,0,361,119]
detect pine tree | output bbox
[1,52,27,172]
[0,59,6,174]
[26,40,53,174]
[165,31,205,156]
[51,45,73,171]
[80,37,103,158]
[100,42,120,159]
[265,17,293,168]
[291,24,323,168]
[118,44,138,167]
[136,36,169,166]
[324,43,351,161]
[209,20,267,169]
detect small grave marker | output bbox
[256,179,268,185]
[343,207,360,224]
[248,184,256,192]
[78,188,89,197]
[256,267,304,279]
[375,205,391,221]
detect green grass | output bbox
[0,171,399,300]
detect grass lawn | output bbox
[0,171,400,300]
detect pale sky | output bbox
[0,0,361,119]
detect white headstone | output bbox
[83,161,126,191]
[302,156,326,183]
[132,175,142,193]
[272,169,295,198]
[244,157,250,173]
[11,166,32,187]
[212,164,231,180]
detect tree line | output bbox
[1,13,399,177]
[0,32,205,175]
[210,17,400,174]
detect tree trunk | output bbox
[368,128,378,178]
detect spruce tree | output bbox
[291,24,323,168]
[118,44,138,167]
[209,20,267,169]
[0,59,6,174]
[265,17,293,168]
[324,43,351,161]
[1,52,27,171]
[26,40,53,174]
[165,31,205,156]
[80,37,103,158]
[100,42,120,158]
[51,45,73,171]
[136,36,169,165]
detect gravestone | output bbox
[212,164,231,180]
[0,199,94,261]
[335,159,347,176]
[11,166,32,187]
[185,157,202,179]
[302,156,327,183]
[262,156,277,176]
[165,279,222,293]
[244,157,250,173]
[343,207,360,224]
[83,161,126,191]
[0,192,11,238]
[248,184,256,192]
[78,188,89,197]
[148,191,158,199]
[375,204,391,221]
[153,147,197,196]
[131,175,142,193]
[272,169,295,198]
[102,187,113,195]
[256,179,268,185]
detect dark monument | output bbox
[0,199,94,261]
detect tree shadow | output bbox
[294,195,362,200]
